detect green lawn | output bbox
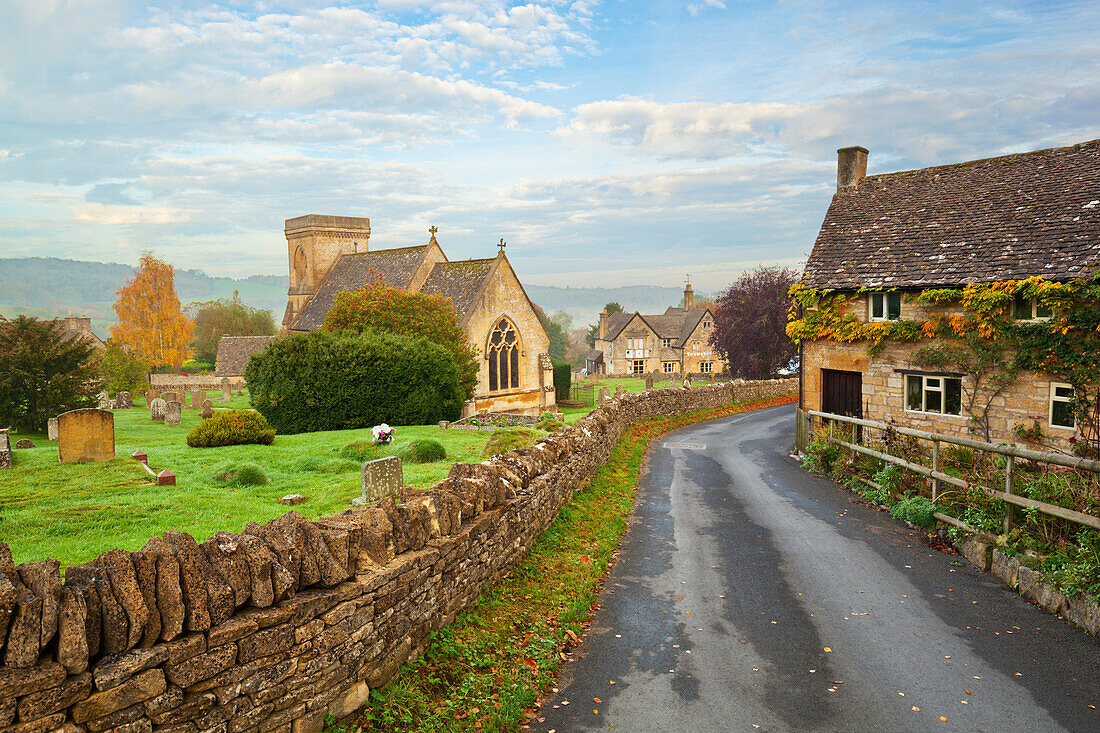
[0,391,495,569]
[558,375,709,422]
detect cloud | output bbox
[687,1,727,17]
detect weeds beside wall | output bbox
[0,379,796,731]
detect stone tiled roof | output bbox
[603,313,637,341]
[215,336,277,377]
[804,139,1100,289]
[291,246,430,330]
[419,259,496,318]
[604,308,711,347]
[678,309,708,344]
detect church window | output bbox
[488,318,520,392]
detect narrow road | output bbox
[534,405,1100,732]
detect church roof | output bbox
[215,336,277,376]
[804,139,1100,289]
[419,259,497,319]
[291,245,430,330]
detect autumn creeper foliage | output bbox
[110,254,194,370]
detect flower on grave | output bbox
[371,423,396,445]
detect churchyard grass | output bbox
[0,391,493,569]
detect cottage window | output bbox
[869,292,902,321]
[1049,383,1075,429]
[661,338,672,348]
[662,361,677,373]
[703,320,712,329]
[487,318,520,392]
[628,337,646,352]
[630,359,646,374]
[905,375,962,415]
[700,361,713,374]
[1014,294,1054,321]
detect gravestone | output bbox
[97,391,110,409]
[164,400,183,425]
[145,389,159,405]
[615,385,627,397]
[645,375,655,390]
[57,408,115,463]
[597,387,611,405]
[48,417,59,441]
[200,400,213,419]
[162,390,178,404]
[15,438,34,449]
[353,456,403,506]
[115,391,133,409]
[0,430,10,469]
[682,378,692,388]
[149,398,167,422]
[236,389,244,396]
[220,378,231,403]
[190,390,206,410]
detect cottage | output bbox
[796,140,1100,450]
[278,215,554,416]
[588,282,721,377]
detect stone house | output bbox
[214,335,277,377]
[280,215,554,416]
[588,283,721,376]
[54,316,105,350]
[798,140,1100,451]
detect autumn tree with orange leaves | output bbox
[110,254,194,370]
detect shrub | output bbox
[245,329,464,434]
[398,439,447,464]
[481,428,538,459]
[552,360,572,402]
[210,461,268,486]
[889,493,938,528]
[340,441,385,463]
[873,464,903,495]
[100,342,151,394]
[847,476,892,506]
[536,416,565,432]
[186,410,275,448]
[801,437,839,475]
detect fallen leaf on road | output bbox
[966,690,971,695]
[940,716,948,722]
[898,692,905,697]
[824,647,833,652]
[912,706,920,712]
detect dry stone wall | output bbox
[0,379,796,732]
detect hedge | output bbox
[244,329,464,434]
[552,360,572,403]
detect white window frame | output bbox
[661,338,671,348]
[662,361,677,374]
[700,361,713,374]
[1014,294,1054,321]
[1049,382,1075,430]
[905,374,962,415]
[869,291,902,322]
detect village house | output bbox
[54,315,105,350]
[222,215,554,416]
[587,282,721,377]
[797,140,1100,451]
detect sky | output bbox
[1,0,1098,291]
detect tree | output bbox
[585,302,625,347]
[0,316,102,431]
[533,304,571,362]
[710,266,799,379]
[322,279,478,400]
[110,254,194,370]
[99,342,151,394]
[189,291,277,365]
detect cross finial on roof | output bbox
[428,225,438,244]
[498,237,507,254]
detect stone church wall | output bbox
[0,379,796,732]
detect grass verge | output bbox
[336,393,797,732]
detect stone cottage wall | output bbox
[0,379,797,732]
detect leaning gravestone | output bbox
[149,397,167,422]
[47,417,59,441]
[57,408,115,463]
[164,400,183,425]
[353,456,403,506]
[115,391,133,409]
[220,378,231,403]
[597,387,611,405]
[190,390,205,410]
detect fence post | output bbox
[1004,455,1016,535]
[931,439,940,502]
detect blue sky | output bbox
[1,0,1097,291]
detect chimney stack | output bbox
[684,281,694,309]
[836,146,868,191]
[599,309,608,340]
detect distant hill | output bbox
[0,257,700,337]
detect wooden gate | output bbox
[821,369,862,418]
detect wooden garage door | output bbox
[821,369,862,418]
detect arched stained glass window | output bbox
[487,318,520,392]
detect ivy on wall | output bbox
[787,274,1100,454]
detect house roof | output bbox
[291,245,430,330]
[419,258,497,320]
[603,312,637,341]
[804,139,1100,289]
[678,309,709,344]
[603,308,711,346]
[215,336,277,377]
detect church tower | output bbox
[282,214,371,329]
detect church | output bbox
[277,214,554,416]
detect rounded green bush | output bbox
[244,329,464,434]
[398,439,447,464]
[186,410,275,448]
[481,428,537,459]
[536,416,565,433]
[210,461,268,486]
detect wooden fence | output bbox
[796,408,1100,534]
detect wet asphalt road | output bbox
[533,405,1100,732]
